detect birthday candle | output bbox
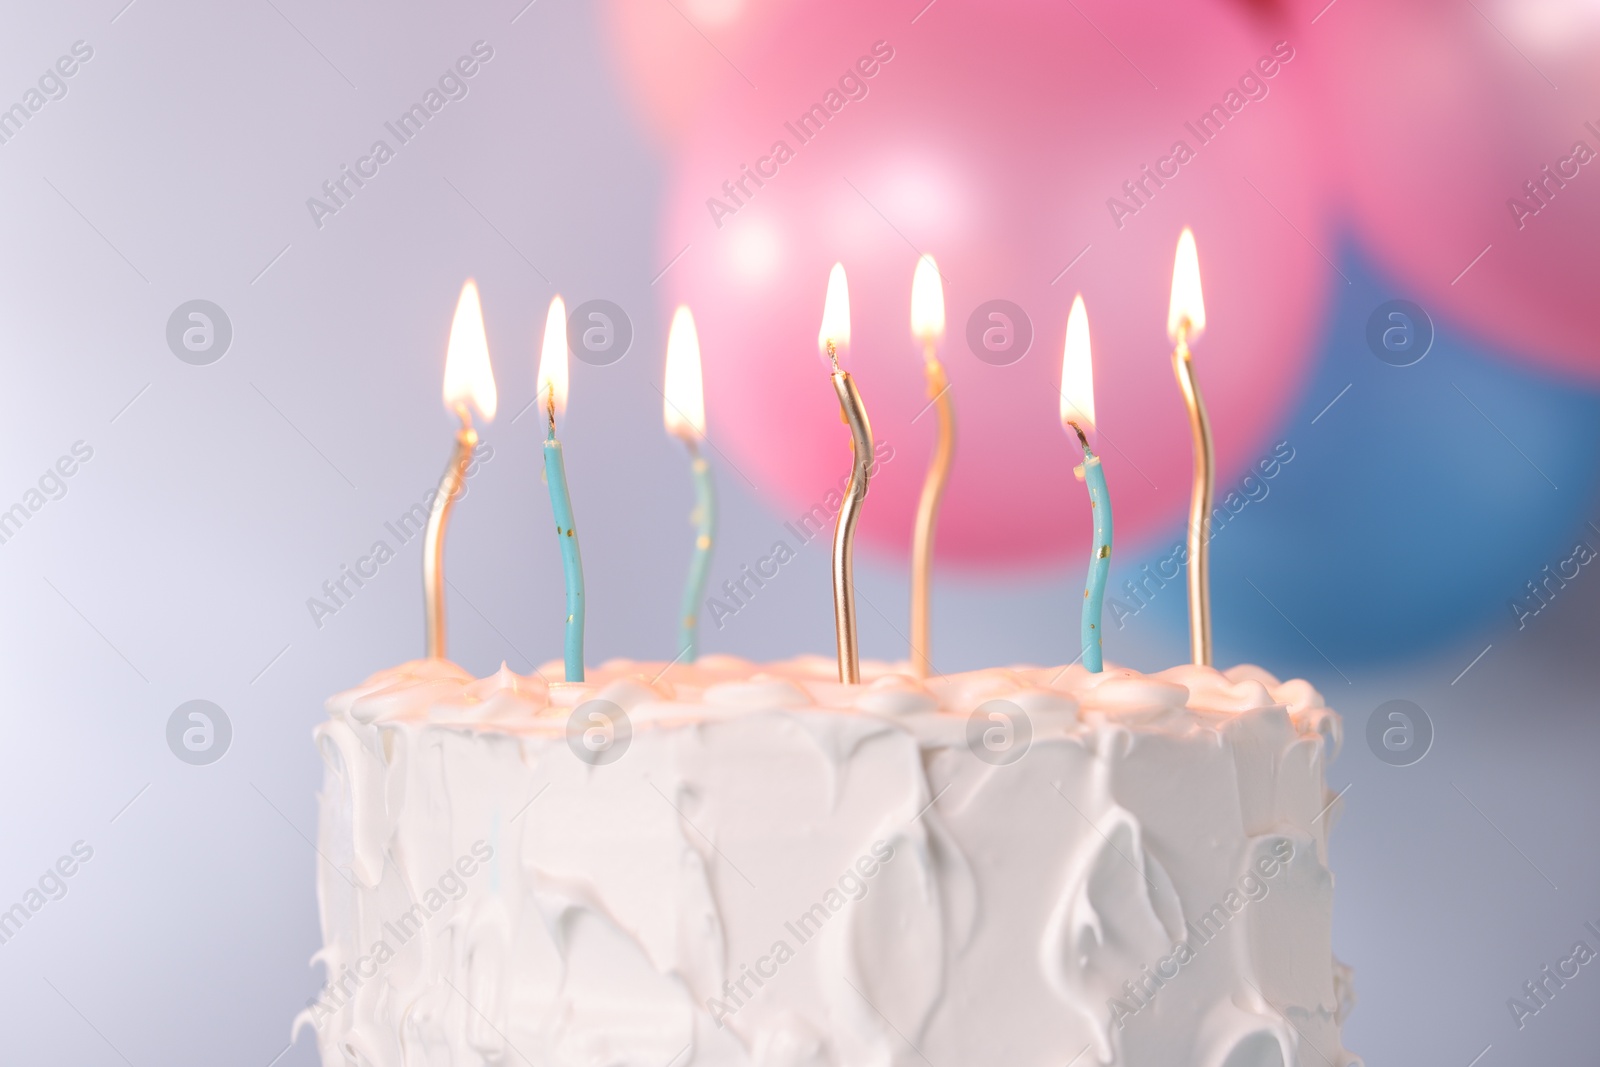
[1060,294,1113,672]
[537,296,586,682]
[908,253,953,678]
[423,279,497,660]
[663,305,716,662]
[818,262,875,685]
[1168,227,1213,666]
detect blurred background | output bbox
[1,0,1597,1062]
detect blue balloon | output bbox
[1119,241,1600,674]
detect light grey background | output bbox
[0,2,1595,1064]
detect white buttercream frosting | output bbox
[302,657,1358,1066]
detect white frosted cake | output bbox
[301,656,1357,1066]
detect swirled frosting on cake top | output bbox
[306,657,1358,1067]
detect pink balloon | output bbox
[1294,0,1600,378]
[661,0,1334,568]
[598,0,796,144]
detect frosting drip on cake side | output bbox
[303,657,1358,1067]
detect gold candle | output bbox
[818,262,874,684]
[1167,228,1212,666]
[908,254,953,678]
[424,278,498,659]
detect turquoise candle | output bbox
[1075,437,1114,672]
[1060,293,1112,672]
[544,426,585,682]
[663,305,715,663]
[677,445,716,660]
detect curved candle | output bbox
[422,419,477,659]
[1169,227,1213,666]
[1074,432,1113,673]
[831,368,873,684]
[1061,293,1110,672]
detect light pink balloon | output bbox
[661,0,1333,568]
[598,0,796,145]
[1298,0,1600,377]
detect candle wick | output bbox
[1068,420,1091,451]
[545,384,556,435]
[826,339,839,373]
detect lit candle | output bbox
[909,253,954,678]
[663,305,715,663]
[818,262,875,685]
[424,278,498,659]
[1167,227,1213,666]
[1060,294,1112,672]
[537,295,586,682]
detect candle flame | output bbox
[1167,227,1206,344]
[663,304,706,440]
[817,262,851,367]
[1060,293,1096,432]
[537,295,569,418]
[443,279,497,421]
[910,253,945,347]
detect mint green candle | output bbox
[543,426,585,683]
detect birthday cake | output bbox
[302,655,1357,1067]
